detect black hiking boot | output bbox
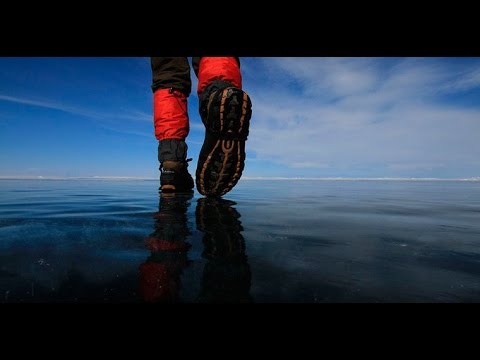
[196,81,252,197]
[160,160,194,193]
[158,139,194,193]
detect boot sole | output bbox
[196,87,252,197]
[160,184,176,192]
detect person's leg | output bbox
[191,57,252,197]
[151,57,194,192]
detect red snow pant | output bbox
[151,57,242,141]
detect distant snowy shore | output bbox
[1,176,479,182]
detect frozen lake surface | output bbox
[1,179,480,303]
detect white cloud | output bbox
[243,57,480,176]
[268,57,380,98]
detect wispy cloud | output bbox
[243,57,480,177]
[0,93,153,136]
[115,110,152,122]
[97,124,152,138]
[0,94,100,118]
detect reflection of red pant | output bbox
[139,262,183,303]
[139,237,191,303]
[152,57,242,141]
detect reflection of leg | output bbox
[139,192,193,303]
[196,198,252,303]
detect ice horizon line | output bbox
[0,175,479,182]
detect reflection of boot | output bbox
[196,198,252,303]
[146,192,193,252]
[139,192,193,303]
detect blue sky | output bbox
[0,57,479,179]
